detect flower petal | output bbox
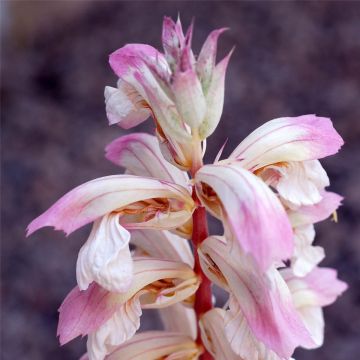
[198,49,233,140]
[57,283,121,345]
[260,160,329,206]
[130,229,194,268]
[87,294,142,360]
[195,163,293,270]
[199,308,241,360]
[199,236,314,358]
[76,213,133,292]
[58,257,198,345]
[288,191,343,227]
[106,331,200,360]
[27,175,194,236]
[104,82,150,128]
[291,224,325,277]
[229,115,344,171]
[160,303,197,340]
[105,133,189,189]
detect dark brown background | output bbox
[1,1,360,359]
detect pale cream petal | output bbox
[106,331,200,360]
[160,303,197,340]
[87,295,142,360]
[76,213,133,292]
[130,229,194,267]
[200,308,242,360]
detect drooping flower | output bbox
[198,236,315,358]
[106,17,231,170]
[194,162,293,271]
[27,175,194,292]
[223,115,343,207]
[58,257,200,359]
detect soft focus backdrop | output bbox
[1,1,360,359]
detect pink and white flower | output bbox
[106,17,231,170]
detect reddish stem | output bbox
[192,188,213,359]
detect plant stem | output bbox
[192,188,213,359]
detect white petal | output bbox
[160,303,197,340]
[76,213,133,293]
[200,308,242,360]
[104,83,150,128]
[87,295,142,360]
[291,225,325,277]
[297,307,324,349]
[130,229,194,268]
[260,160,329,207]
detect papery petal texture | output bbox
[130,229,194,268]
[105,133,189,189]
[288,191,343,227]
[87,294,142,360]
[160,303,197,340]
[229,115,344,171]
[76,213,132,292]
[104,81,150,128]
[107,331,200,360]
[195,163,293,270]
[199,308,241,360]
[27,175,194,236]
[199,236,314,358]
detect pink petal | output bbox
[199,236,314,358]
[195,163,293,270]
[27,175,193,236]
[229,115,344,171]
[57,283,120,345]
[288,191,343,227]
[302,267,348,306]
[105,133,189,189]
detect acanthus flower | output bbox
[106,16,231,170]
[27,15,347,360]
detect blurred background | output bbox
[1,1,360,359]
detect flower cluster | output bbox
[28,17,347,360]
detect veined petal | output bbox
[281,267,347,349]
[107,331,200,360]
[259,160,329,206]
[160,303,197,340]
[291,224,325,277]
[109,44,170,86]
[195,163,293,270]
[196,28,228,90]
[58,257,199,345]
[199,308,242,360]
[76,213,132,292]
[198,49,233,140]
[199,236,314,358]
[224,296,290,360]
[105,133,189,189]
[229,115,344,171]
[87,294,142,360]
[288,191,343,227]
[27,175,194,236]
[104,82,150,129]
[130,229,194,268]
[57,283,121,345]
